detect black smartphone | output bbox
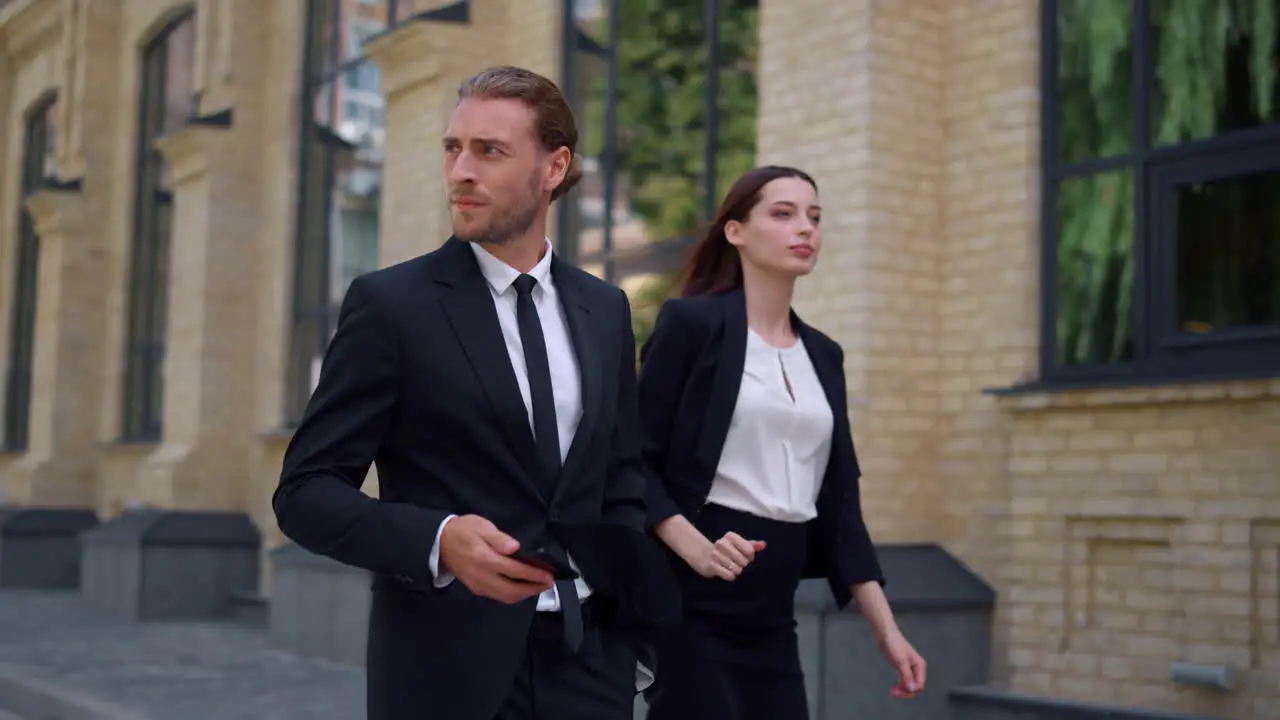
[511,547,579,581]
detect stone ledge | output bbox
[228,591,268,628]
[795,543,996,719]
[268,543,370,666]
[794,542,996,613]
[949,685,1232,720]
[988,376,1280,412]
[79,509,261,621]
[0,506,98,589]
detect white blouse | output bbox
[705,329,835,523]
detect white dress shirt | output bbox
[427,239,592,609]
[427,239,652,691]
[706,328,834,522]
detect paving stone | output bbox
[0,590,363,720]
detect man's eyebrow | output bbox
[475,137,513,150]
[441,135,512,151]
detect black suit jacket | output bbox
[274,237,677,720]
[637,289,885,609]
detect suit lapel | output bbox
[695,290,748,472]
[551,261,602,502]
[436,238,546,503]
[795,315,843,427]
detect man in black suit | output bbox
[273,66,674,720]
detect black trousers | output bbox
[645,504,811,720]
[644,649,808,720]
[494,605,638,720]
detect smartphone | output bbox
[511,547,579,581]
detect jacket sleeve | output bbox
[601,289,648,532]
[823,342,886,608]
[636,299,704,530]
[272,274,450,586]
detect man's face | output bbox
[443,97,549,245]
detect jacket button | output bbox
[549,510,560,521]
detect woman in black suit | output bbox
[638,166,926,720]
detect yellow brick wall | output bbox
[758,0,949,545]
[936,0,1044,687]
[996,382,1280,718]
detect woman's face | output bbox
[725,177,822,280]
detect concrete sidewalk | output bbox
[0,590,363,720]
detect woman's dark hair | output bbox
[676,165,819,297]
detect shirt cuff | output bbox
[635,661,655,692]
[428,514,458,588]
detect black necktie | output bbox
[511,273,583,653]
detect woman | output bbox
[639,166,926,720]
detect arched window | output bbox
[2,93,58,451]
[121,11,197,441]
[285,0,398,426]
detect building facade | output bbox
[0,0,1277,717]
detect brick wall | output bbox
[997,383,1280,718]
[757,0,948,545]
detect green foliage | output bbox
[581,0,759,242]
[630,272,677,357]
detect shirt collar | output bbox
[469,237,555,295]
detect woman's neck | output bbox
[742,265,797,342]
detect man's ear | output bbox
[548,147,571,187]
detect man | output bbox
[273,66,676,720]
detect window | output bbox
[3,94,58,452]
[345,20,385,93]
[1042,0,1280,382]
[121,12,196,441]
[286,0,399,426]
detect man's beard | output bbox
[454,173,541,246]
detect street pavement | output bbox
[0,589,363,719]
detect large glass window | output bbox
[560,0,759,344]
[1043,0,1280,381]
[285,0,397,426]
[121,12,196,441]
[3,94,58,452]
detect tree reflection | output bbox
[1053,0,1278,366]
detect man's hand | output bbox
[438,515,554,604]
[690,531,766,581]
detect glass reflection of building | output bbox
[287,0,393,423]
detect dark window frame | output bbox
[285,0,403,427]
[557,0,729,284]
[1039,0,1280,388]
[3,92,58,452]
[121,10,197,442]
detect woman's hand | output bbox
[653,515,765,581]
[851,580,926,698]
[878,628,926,699]
[690,531,766,580]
